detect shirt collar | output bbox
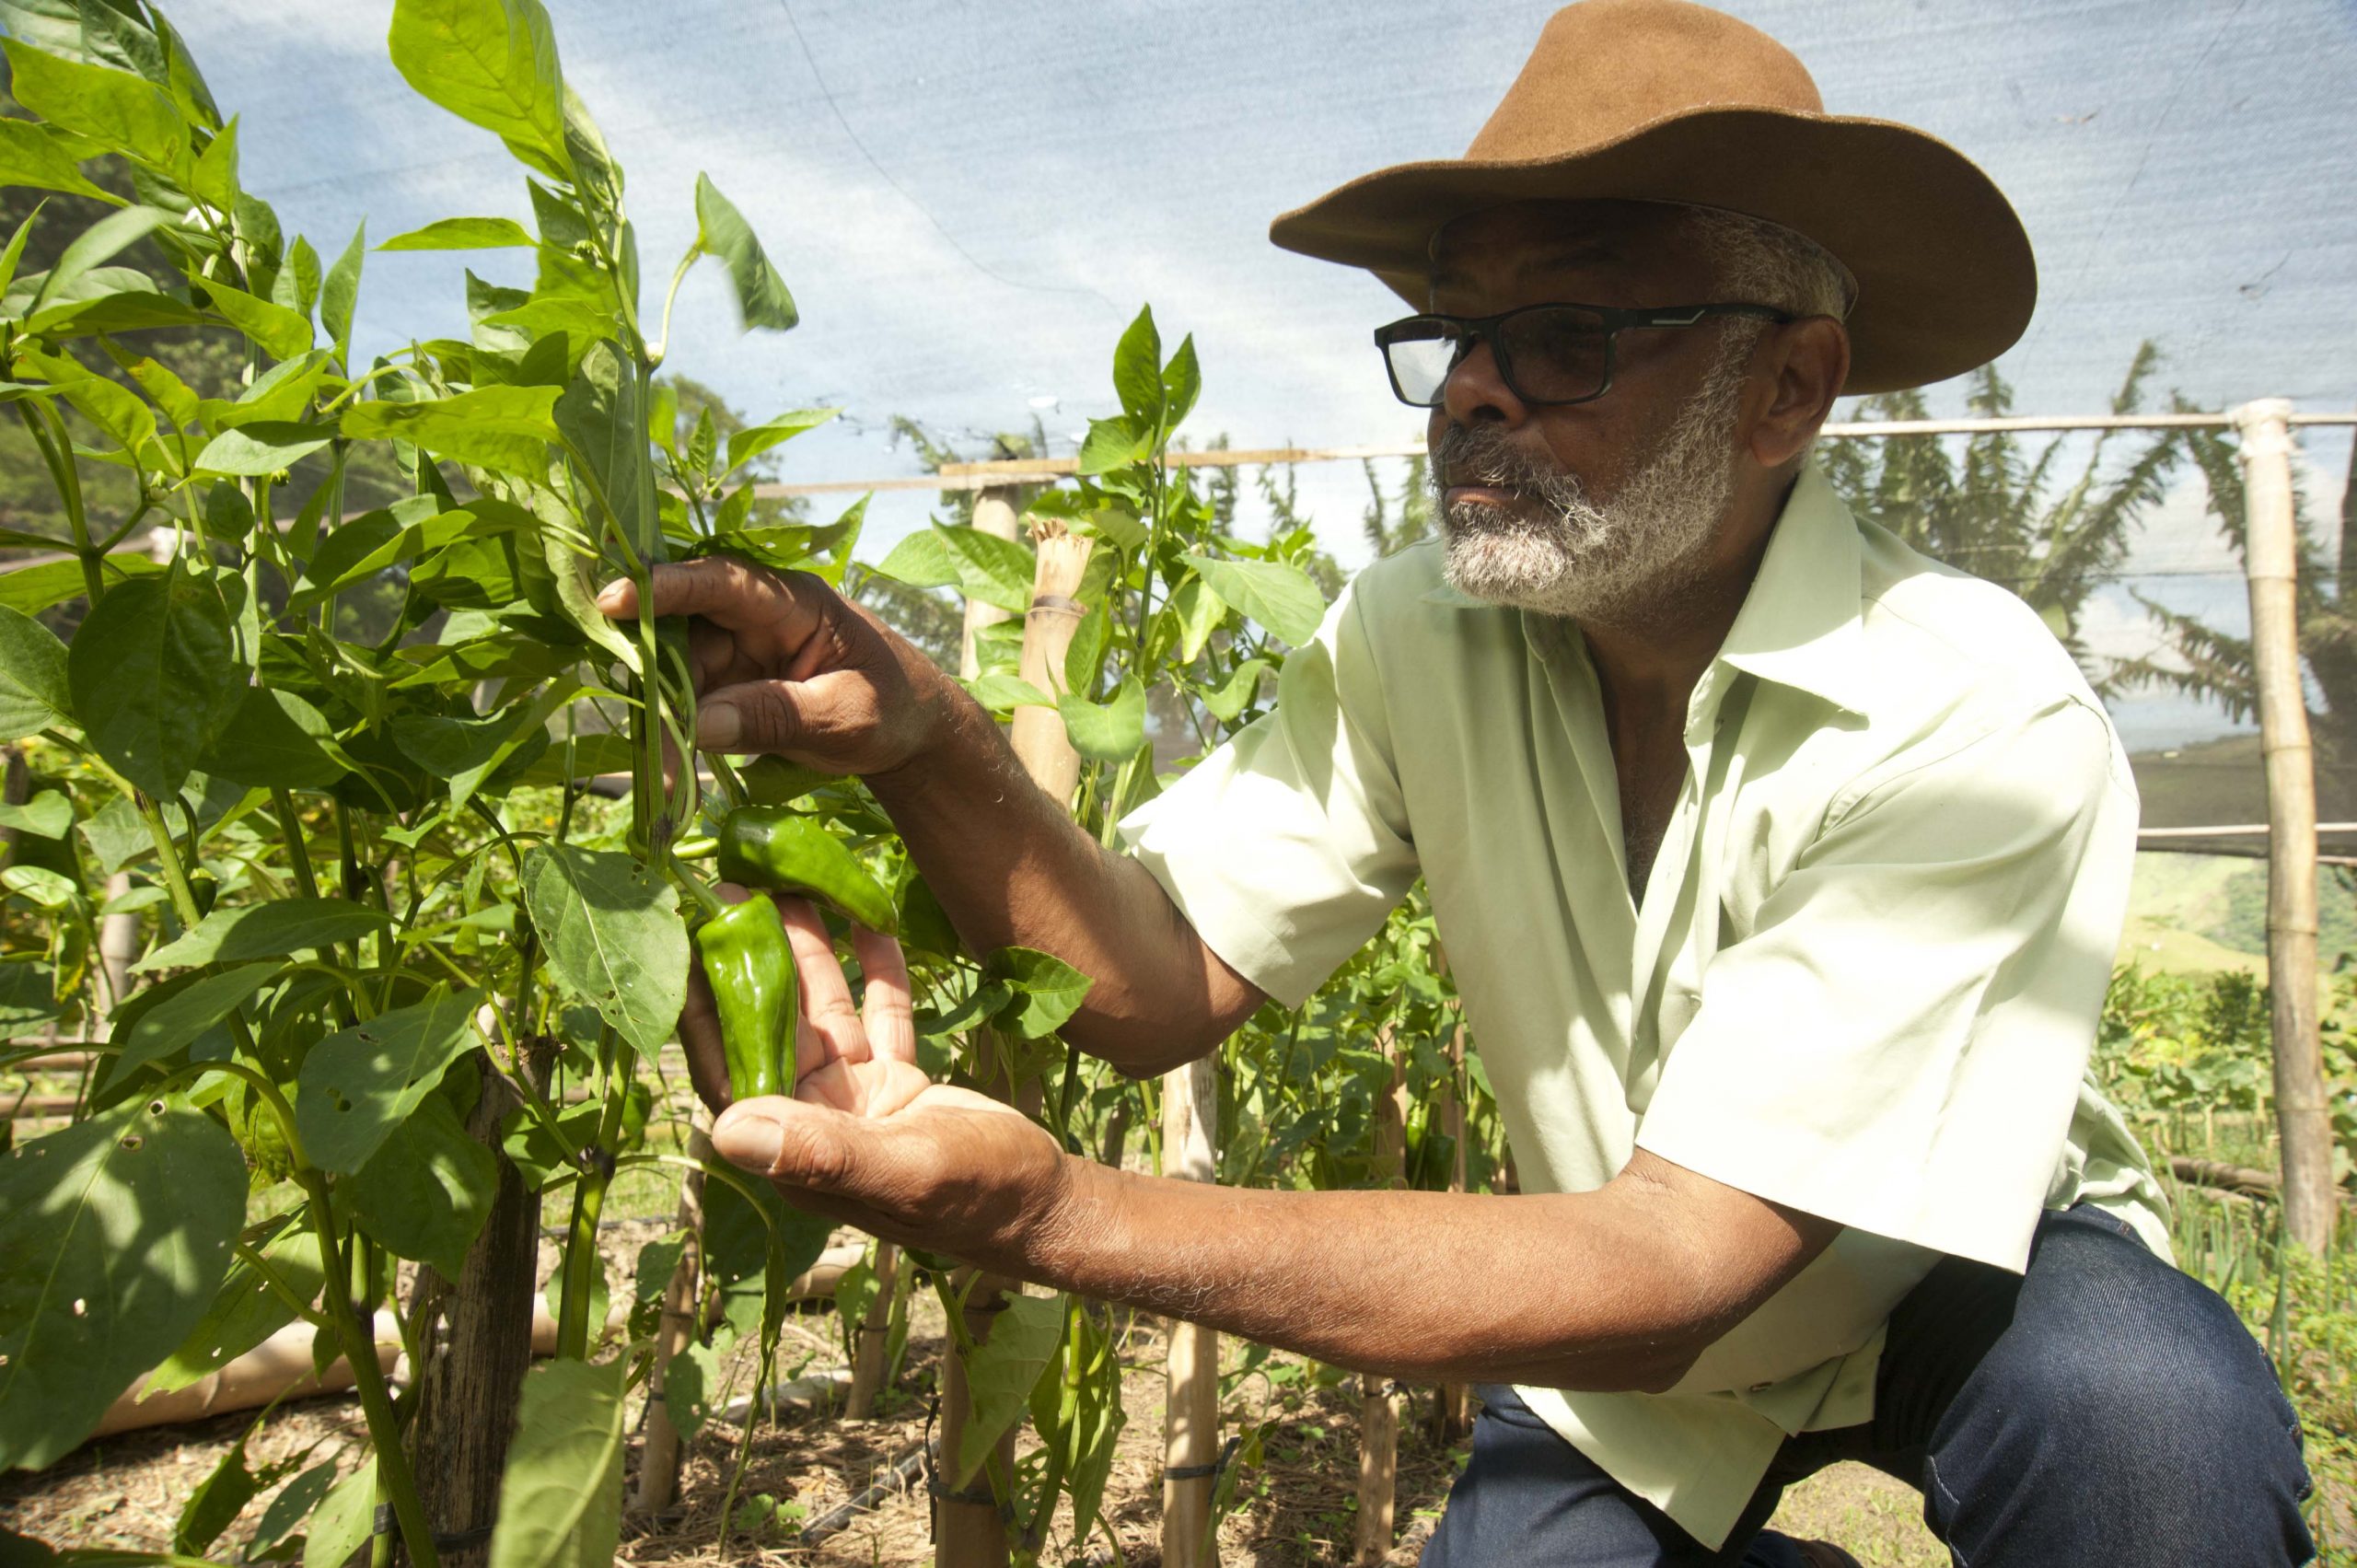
[1712,460,1874,719]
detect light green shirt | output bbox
[1117,461,2170,1549]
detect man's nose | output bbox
[1439,336,1527,427]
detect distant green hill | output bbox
[2124,851,2357,974]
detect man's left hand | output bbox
[681,889,1071,1264]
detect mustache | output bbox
[1429,422,1578,493]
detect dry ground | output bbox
[2,1221,1945,1565]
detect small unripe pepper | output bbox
[694,895,799,1102]
[716,807,899,934]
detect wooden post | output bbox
[401,1037,554,1567]
[1161,1054,1221,1568]
[935,517,1095,1568]
[959,485,1021,679]
[846,1240,901,1418]
[1353,1024,1407,1566]
[1431,1016,1471,1445]
[630,1109,711,1515]
[2235,398,2335,1257]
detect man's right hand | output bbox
[597,558,953,775]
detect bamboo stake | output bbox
[2235,399,2335,1258]
[958,485,1021,679]
[1431,1024,1471,1445]
[936,519,1095,1568]
[1161,1051,1221,1568]
[630,1108,711,1515]
[846,1240,902,1418]
[1353,1023,1407,1566]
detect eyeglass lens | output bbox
[1385,307,1610,406]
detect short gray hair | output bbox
[1680,206,1852,320]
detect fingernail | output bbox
[593,578,629,609]
[714,1108,784,1173]
[697,702,741,749]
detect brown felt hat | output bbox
[1269,0,2036,394]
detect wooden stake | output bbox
[2235,399,2335,1258]
[958,485,1021,679]
[1431,1018,1471,1445]
[401,1038,553,1567]
[630,1109,711,1515]
[1161,1052,1221,1568]
[935,521,1095,1568]
[1353,1025,1407,1566]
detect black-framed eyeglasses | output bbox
[1373,301,1795,409]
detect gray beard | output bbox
[1429,343,1752,625]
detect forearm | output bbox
[993,1159,1773,1392]
[866,677,1260,1074]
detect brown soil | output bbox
[2,1251,1946,1566]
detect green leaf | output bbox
[868,526,957,590]
[984,947,1096,1040]
[379,215,535,250]
[1064,600,1109,695]
[303,1457,377,1568]
[521,844,687,1057]
[488,1356,629,1568]
[1168,575,1227,664]
[552,340,651,562]
[1182,553,1327,646]
[1199,657,1270,724]
[175,1425,261,1556]
[0,552,159,615]
[347,1092,496,1275]
[192,419,335,477]
[691,172,797,331]
[107,962,280,1083]
[0,1096,247,1469]
[343,382,562,475]
[389,0,572,182]
[1076,415,1146,476]
[295,988,486,1174]
[0,958,61,1030]
[0,117,113,202]
[0,604,70,739]
[197,687,347,790]
[0,39,188,170]
[147,1225,324,1397]
[195,278,313,361]
[724,407,837,475]
[136,900,392,974]
[936,523,1035,613]
[1162,333,1202,430]
[0,201,45,301]
[252,1460,336,1558]
[28,203,173,317]
[1111,305,1163,427]
[65,567,244,799]
[321,220,365,353]
[0,789,68,839]
[629,1230,688,1340]
[662,1332,727,1445]
[967,672,1055,714]
[1057,676,1145,762]
[189,113,238,212]
[953,1291,1065,1486]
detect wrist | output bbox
[867,664,995,801]
[992,1146,1120,1290]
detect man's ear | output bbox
[1747,318,1850,469]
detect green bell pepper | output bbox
[695,894,799,1102]
[716,807,899,934]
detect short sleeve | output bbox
[1635,698,2138,1272]
[1116,578,1421,1008]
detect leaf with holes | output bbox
[145,1224,324,1396]
[295,988,485,1174]
[521,843,686,1058]
[0,1096,247,1469]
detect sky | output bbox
[160,0,2357,745]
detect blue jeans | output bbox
[1421,1205,2315,1565]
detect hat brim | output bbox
[1269,106,2035,395]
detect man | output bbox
[601,1,2315,1560]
